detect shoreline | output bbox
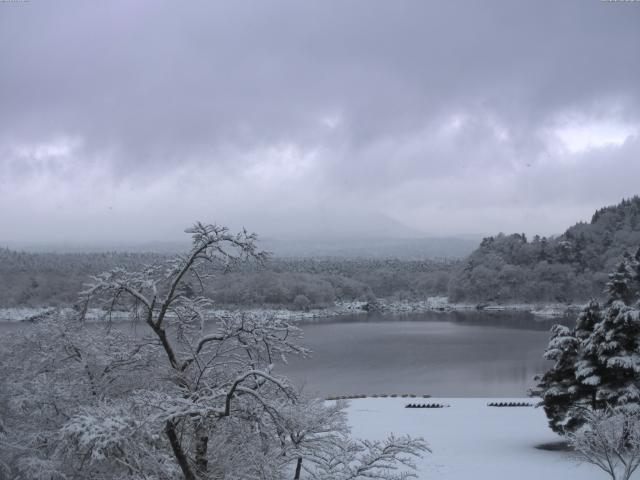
[0,297,585,323]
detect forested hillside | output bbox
[449,197,640,303]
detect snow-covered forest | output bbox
[3,198,640,311]
[0,250,455,310]
[451,198,640,303]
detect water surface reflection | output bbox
[280,311,574,397]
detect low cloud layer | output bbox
[1,0,639,244]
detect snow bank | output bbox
[0,298,584,323]
[346,397,603,480]
[365,298,584,318]
[0,303,368,323]
[0,307,55,322]
[0,307,130,323]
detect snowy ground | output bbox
[346,397,609,480]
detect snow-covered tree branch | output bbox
[1,223,430,480]
[569,409,640,480]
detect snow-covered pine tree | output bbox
[632,247,640,297]
[537,249,640,435]
[584,250,640,410]
[574,301,605,410]
[606,253,637,306]
[534,324,581,434]
[583,300,640,411]
[535,301,607,433]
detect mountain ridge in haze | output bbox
[2,211,479,259]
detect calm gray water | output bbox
[0,311,571,397]
[278,311,570,397]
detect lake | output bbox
[279,311,571,397]
[0,311,571,397]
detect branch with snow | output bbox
[309,434,430,480]
[569,409,640,480]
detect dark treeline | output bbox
[0,249,457,309]
[450,196,640,303]
[0,250,167,308]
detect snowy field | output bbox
[347,398,609,480]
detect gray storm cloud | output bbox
[0,0,639,243]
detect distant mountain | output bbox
[4,210,479,260]
[261,236,478,259]
[4,236,478,260]
[247,209,429,240]
[450,196,640,303]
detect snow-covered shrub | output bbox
[569,409,640,480]
[293,294,311,311]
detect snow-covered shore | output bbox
[0,297,584,323]
[369,297,585,317]
[346,397,602,480]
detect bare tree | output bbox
[80,223,306,479]
[1,222,430,480]
[282,395,349,479]
[569,409,640,480]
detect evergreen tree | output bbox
[534,324,581,434]
[537,250,640,434]
[584,301,640,410]
[574,301,605,410]
[632,247,640,297]
[535,301,604,433]
[605,254,636,306]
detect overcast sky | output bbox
[1,0,639,244]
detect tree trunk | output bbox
[195,421,209,477]
[165,420,197,480]
[294,457,303,479]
